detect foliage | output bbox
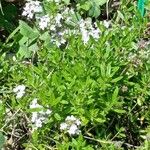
[0,0,150,149]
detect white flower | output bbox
[13,85,25,92]
[50,25,56,31]
[30,99,52,130]
[66,115,76,121]
[70,8,75,14]
[90,28,100,40]
[13,85,25,99]
[79,19,100,44]
[81,29,90,44]
[60,115,81,135]
[46,109,52,115]
[30,98,42,109]
[16,91,25,99]
[61,38,66,44]
[79,19,86,29]
[12,56,16,61]
[75,119,81,126]
[39,15,50,30]
[22,0,43,19]
[60,123,68,130]
[67,124,80,135]
[30,98,38,109]
[55,37,66,48]
[55,13,63,26]
[63,7,69,15]
[34,118,43,128]
[55,40,61,47]
[103,20,110,28]
[31,112,38,122]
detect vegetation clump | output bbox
[0,0,150,149]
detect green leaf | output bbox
[114,109,126,114]
[112,87,119,102]
[28,43,39,52]
[95,118,106,123]
[111,76,123,83]
[6,26,20,43]
[100,63,106,78]
[17,45,31,58]
[95,0,107,6]
[19,36,28,45]
[62,0,70,4]
[88,0,107,17]
[54,113,61,121]
[39,31,50,41]
[60,100,69,104]
[80,2,91,11]
[88,4,100,18]
[19,20,39,39]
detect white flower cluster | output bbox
[60,115,81,135]
[13,85,25,99]
[30,98,52,130]
[62,8,74,24]
[39,15,50,30]
[79,19,101,44]
[22,1,101,47]
[22,0,43,19]
[47,13,67,47]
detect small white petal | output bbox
[60,123,68,130]
[31,112,38,122]
[103,20,110,28]
[46,109,52,115]
[39,15,50,30]
[67,124,78,135]
[16,91,25,99]
[35,118,43,128]
[75,119,81,126]
[50,25,56,31]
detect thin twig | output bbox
[83,135,112,144]
[1,109,21,130]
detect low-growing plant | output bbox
[0,0,150,149]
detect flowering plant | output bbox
[0,0,150,149]
[5,0,110,60]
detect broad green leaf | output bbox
[19,20,39,39]
[29,43,39,52]
[19,36,28,45]
[95,0,107,6]
[39,31,50,41]
[80,2,91,11]
[88,4,100,18]
[17,45,31,58]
